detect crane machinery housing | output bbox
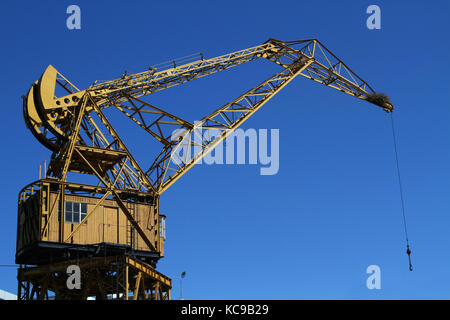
[16,38,393,300]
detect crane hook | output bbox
[406,244,413,271]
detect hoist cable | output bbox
[390,113,413,271]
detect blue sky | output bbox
[0,0,449,299]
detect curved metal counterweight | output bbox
[23,65,86,151]
[23,82,59,151]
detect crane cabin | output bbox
[16,178,165,266]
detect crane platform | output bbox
[17,255,171,300]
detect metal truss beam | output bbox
[147,59,314,193]
[17,255,171,300]
[26,38,392,195]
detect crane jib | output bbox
[23,38,394,194]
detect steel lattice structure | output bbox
[18,38,393,299]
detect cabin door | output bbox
[103,206,119,243]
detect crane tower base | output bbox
[17,255,171,300]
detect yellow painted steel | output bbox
[18,38,393,300]
[17,256,171,300]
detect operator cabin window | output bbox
[159,214,166,240]
[59,201,88,224]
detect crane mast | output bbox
[17,38,393,300]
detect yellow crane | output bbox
[17,38,392,300]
